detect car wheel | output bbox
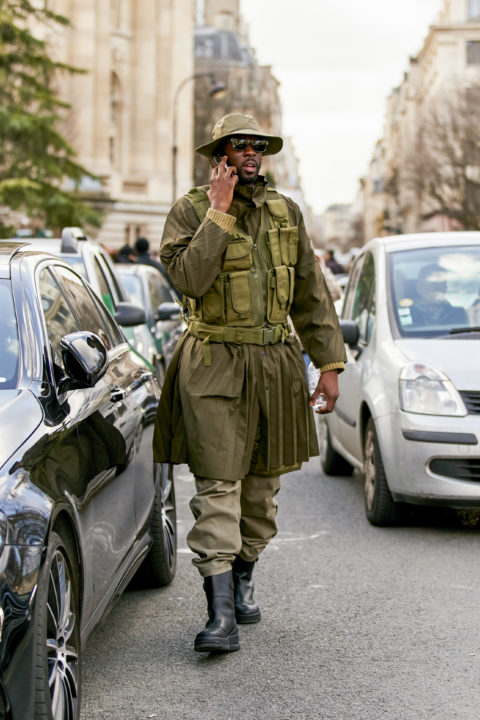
[318,418,353,476]
[138,462,177,587]
[34,528,81,720]
[364,417,402,526]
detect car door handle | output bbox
[110,384,126,403]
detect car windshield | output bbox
[119,273,144,307]
[0,280,19,388]
[389,245,480,338]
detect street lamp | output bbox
[172,73,226,204]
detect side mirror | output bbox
[114,301,146,327]
[59,331,108,391]
[156,301,181,321]
[339,319,360,346]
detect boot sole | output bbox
[194,631,240,653]
[235,610,261,624]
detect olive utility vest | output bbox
[185,187,299,365]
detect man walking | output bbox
[153,113,346,653]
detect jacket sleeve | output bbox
[287,199,347,373]
[159,197,236,298]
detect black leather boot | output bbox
[194,571,240,653]
[232,556,261,624]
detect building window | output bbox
[467,40,480,63]
[467,0,480,20]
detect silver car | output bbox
[320,232,480,525]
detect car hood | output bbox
[395,338,480,388]
[0,390,43,470]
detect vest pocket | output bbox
[226,270,252,321]
[279,227,298,265]
[267,266,295,322]
[202,276,225,322]
[267,228,283,266]
[223,239,253,272]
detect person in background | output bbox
[116,244,137,263]
[154,113,346,654]
[323,248,345,275]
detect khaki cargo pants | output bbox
[187,473,280,577]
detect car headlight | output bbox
[399,363,467,416]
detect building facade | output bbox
[193,0,315,231]
[44,0,195,248]
[362,0,480,241]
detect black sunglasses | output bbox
[229,137,269,152]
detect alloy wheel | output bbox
[46,549,79,720]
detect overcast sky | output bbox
[239,0,442,215]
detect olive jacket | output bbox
[153,178,346,480]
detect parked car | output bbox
[27,227,163,384]
[0,241,176,719]
[116,263,184,382]
[320,231,480,526]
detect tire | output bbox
[364,417,403,526]
[34,528,81,720]
[138,462,177,587]
[318,418,354,476]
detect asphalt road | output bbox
[80,456,480,720]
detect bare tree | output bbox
[402,85,480,230]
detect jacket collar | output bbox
[232,176,268,208]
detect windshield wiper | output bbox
[449,326,480,335]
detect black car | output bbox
[0,242,176,719]
[26,227,165,385]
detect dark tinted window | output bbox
[39,268,79,377]
[0,279,19,389]
[54,266,115,350]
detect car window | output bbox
[89,255,118,316]
[343,253,375,344]
[0,279,19,389]
[38,267,80,378]
[53,265,117,350]
[389,245,480,337]
[342,255,365,320]
[97,252,124,303]
[120,273,144,307]
[351,253,375,344]
[148,272,174,308]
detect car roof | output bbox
[367,231,480,254]
[0,241,30,267]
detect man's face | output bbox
[223,135,267,185]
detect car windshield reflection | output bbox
[390,245,480,337]
[0,280,19,388]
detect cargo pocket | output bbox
[267,266,295,322]
[223,239,253,272]
[202,276,225,322]
[279,227,298,265]
[226,270,252,322]
[267,228,283,266]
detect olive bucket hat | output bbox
[195,113,283,165]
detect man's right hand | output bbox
[207,156,238,214]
